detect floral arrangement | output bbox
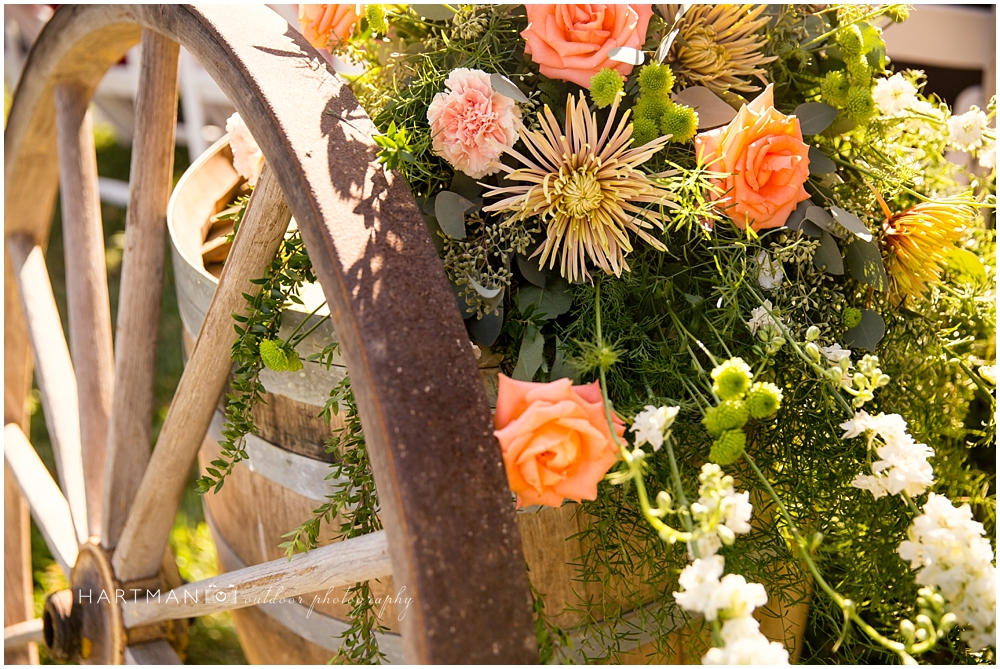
[211,4,996,665]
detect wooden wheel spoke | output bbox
[121,530,391,628]
[113,165,291,583]
[3,424,80,575]
[55,82,116,538]
[124,640,182,665]
[3,618,44,650]
[6,234,89,544]
[102,29,181,550]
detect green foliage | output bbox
[373,121,416,171]
[279,367,387,664]
[196,229,316,494]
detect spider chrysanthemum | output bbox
[659,4,775,95]
[483,94,675,283]
[883,198,975,301]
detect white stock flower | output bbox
[898,494,997,650]
[691,464,753,556]
[873,73,918,116]
[948,107,989,152]
[630,405,679,452]
[979,137,996,170]
[747,300,779,336]
[819,343,852,364]
[712,574,768,619]
[840,409,875,439]
[674,556,726,619]
[226,113,265,187]
[843,411,934,499]
[703,617,790,665]
[754,250,784,290]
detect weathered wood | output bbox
[3,424,80,575]
[6,234,89,544]
[123,640,182,665]
[102,29,180,550]
[54,82,115,539]
[6,6,538,662]
[122,530,391,628]
[3,466,37,665]
[3,618,44,650]
[113,164,291,584]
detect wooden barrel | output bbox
[168,138,809,663]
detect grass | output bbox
[19,115,246,664]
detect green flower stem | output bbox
[747,288,856,416]
[286,299,328,346]
[744,452,916,664]
[596,280,719,645]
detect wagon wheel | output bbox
[3,5,536,664]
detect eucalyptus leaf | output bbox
[434,190,476,239]
[518,276,573,320]
[469,279,504,299]
[845,238,887,291]
[785,200,811,229]
[489,72,530,103]
[844,309,886,351]
[946,247,988,284]
[805,206,835,232]
[513,326,545,381]
[517,252,548,288]
[794,102,839,135]
[831,206,873,242]
[416,4,456,20]
[808,146,837,175]
[672,86,737,129]
[608,46,645,66]
[450,171,484,201]
[468,306,503,347]
[550,336,578,381]
[813,230,844,275]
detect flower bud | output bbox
[900,619,916,644]
[805,342,822,362]
[806,325,821,342]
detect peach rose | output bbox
[494,374,625,508]
[426,68,522,179]
[298,4,361,52]
[521,4,654,89]
[695,84,811,232]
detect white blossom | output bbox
[691,464,753,556]
[703,616,790,665]
[712,574,768,619]
[630,405,679,452]
[948,107,990,152]
[754,251,784,290]
[979,137,996,170]
[747,300,779,336]
[839,409,875,439]
[226,113,265,186]
[873,73,918,116]
[898,494,996,650]
[819,343,852,364]
[903,99,944,135]
[674,556,726,619]
[843,411,934,499]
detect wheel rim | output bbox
[4,5,536,664]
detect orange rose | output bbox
[521,4,654,89]
[695,84,811,232]
[494,374,625,508]
[298,4,361,52]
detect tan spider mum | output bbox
[659,4,775,95]
[880,196,975,301]
[482,93,675,283]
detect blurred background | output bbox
[3,4,996,664]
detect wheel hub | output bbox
[42,539,188,664]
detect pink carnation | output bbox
[426,68,522,179]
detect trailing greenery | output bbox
[196,219,316,493]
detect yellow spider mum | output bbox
[482,93,675,283]
[881,197,976,301]
[659,4,776,95]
